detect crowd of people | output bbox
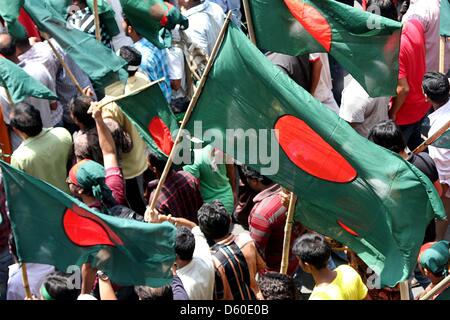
[0,0,449,301]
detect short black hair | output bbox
[0,32,16,57]
[147,151,171,174]
[257,272,298,300]
[119,46,142,76]
[69,95,95,129]
[292,233,331,270]
[366,0,398,21]
[422,72,450,104]
[175,226,195,261]
[241,165,273,186]
[42,271,81,300]
[134,285,173,301]
[197,200,230,240]
[368,120,406,153]
[10,103,43,137]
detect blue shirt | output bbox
[133,38,172,102]
[208,0,241,24]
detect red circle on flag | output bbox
[284,0,332,52]
[148,116,174,155]
[274,115,357,183]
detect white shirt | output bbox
[7,263,55,300]
[309,53,339,113]
[428,100,450,190]
[340,78,390,137]
[176,226,215,300]
[167,43,187,100]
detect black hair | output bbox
[134,285,173,301]
[0,32,16,57]
[368,120,406,153]
[366,0,398,21]
[422,72,450,105]
[175,226,195,261]
[197,200,230,240]
[69,95,95,129]
[147,151,172,174]
[119,46,142,76]
[10,103,43,137]
[241,165,273,186]
[257,272,298,300]
[292,233,331,270]
[42,271,81,300]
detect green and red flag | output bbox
[0,0,27,39]
[441,0,450,36]
[120,0,189,49]
[116,81,179,159]
[186,25,446,287]
[0,57,57,103]
[0,160,176,286]
[248,0,402,97]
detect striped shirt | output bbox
[211,232,266,300]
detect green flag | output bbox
[432,130,450,149]
[0,0,27,39]
[186,25,446,287]
[0,160,176,286]
[120,0,189,49]
[248,0,402,97]
[22,0,127,89]
[0,57,57,103]
[441,0,450,36]
[116,81,179,159]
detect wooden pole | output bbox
[280,192,297,274]
[399,280,410,300]
[413,118,450,154]
[420,274,450,300]
[93,0,101,41]
[145,12,233,220]
[21,262,32,299]
[242,0,257,45]
[41,34,84,95]
[440,36,446,74]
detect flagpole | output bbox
[145,11,233,220]
[399,280,410,300]
[440,36,446,73]
[420,274,450,300]
[41,33,84,95]
[280,191,297,274]
[412,118,450,154]
[21,262,32,299]
[93,0,101,41]
[242,0,256,44]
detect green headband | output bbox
[40,285,54,301]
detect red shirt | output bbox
[395,19,430,125]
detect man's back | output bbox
[266,52,311,92]
[11,127,72,193]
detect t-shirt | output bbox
[309,265,368,300]
[395,19,430,125]
[266,52,311,92]
[183,145,234,214]
[340,78,390,137]
[309,53,334,103]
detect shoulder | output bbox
[49,127,73,144]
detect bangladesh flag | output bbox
[441,0,450,36]
[22,0,127,89]
[0,160,176,286]
[116,82,179,159]
[185,25,446,287]
[248,0,402,97]
[0,0,27,39]
[120,0,189,49]
[0,57,57,103]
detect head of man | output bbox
[147,151,173,178]
[175,226,195,267]
[0,32,17,60]
[197,200,230,241]
[119,45,142,77]
[69,95,96,130]
[121,15,141,43]
[418,241,450,283]
[292,233,331,274]
[257,272,298,300]
[134,285,173,300]
[366,0,398,20]
[422,72,450,109]
[241,165,274,193]
[40,271,81,300]
[10,103,43,140]
[368,120,407,154]
[180,0,202,11]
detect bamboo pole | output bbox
[413,118,450,154]
[280,192,297,274]
[399,280,410,300]
[21,262,32,299]
[242,0,257,45]
[93,0,101,41]
[41,34,84,95]
[440,36,446,74]
[420,274,450,300]
[145,12,233,220]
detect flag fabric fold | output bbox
[185,25,445,287]
[441,0,450,36]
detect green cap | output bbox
[419,241,450,276]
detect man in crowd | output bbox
[257,272,298,300]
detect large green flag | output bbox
[116,81,179,159]
[248,0,402,97]
[120,0,189,49]
[22,0,127,89]
[441,0,450,36]
[186,25,446,287]
[0,160,176,286]
[0,0,27,39]
[0,57,57,103]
